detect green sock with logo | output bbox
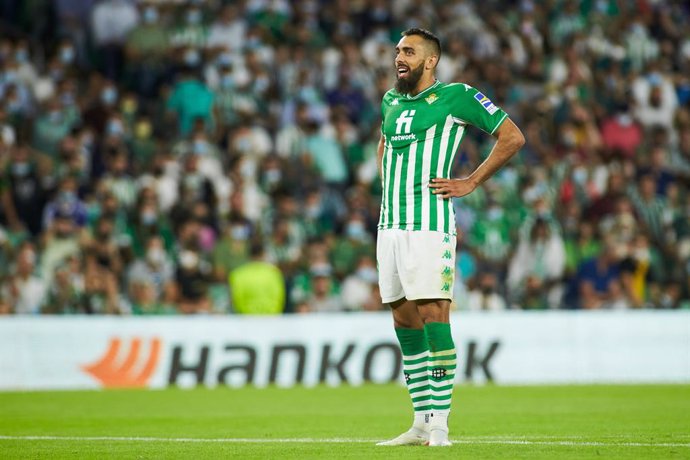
[395,328,431,429]
[424,322,456,427]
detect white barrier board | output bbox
[0,311,688,390]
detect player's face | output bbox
[394,35,429,93]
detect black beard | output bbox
[395,64,424,94]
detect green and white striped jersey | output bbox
[379,80,508,234]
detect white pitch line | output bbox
[0,435,688,448]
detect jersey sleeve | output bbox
[449,84,508,135]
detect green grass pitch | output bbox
[1,384,688,459]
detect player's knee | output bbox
[417,299,450,324]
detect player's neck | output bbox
[408,76,437,97]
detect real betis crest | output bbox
[425,93,438,104]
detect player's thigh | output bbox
[399,230,456,301]
[376,229,404,304]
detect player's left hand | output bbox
[429,177,478,199]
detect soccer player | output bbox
[376,29,525,447]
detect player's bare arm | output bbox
[429,118,525,199]
[376,135,385,178]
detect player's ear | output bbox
[426,54,439,70]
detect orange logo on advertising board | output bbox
[82,337,161,388]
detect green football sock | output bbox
[424,322,456,417]
[395,328,432,419]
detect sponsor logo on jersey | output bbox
[391,98,399,106]
[474,92,499,115]
[395,109,416,134]
[425,93,438,104]
[390,133,417,142]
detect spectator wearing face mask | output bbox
[341,255,381,311]
[330,212,375,279]
[212,216,253,282]
[126,235,176,314]
[0,144,49,236]
[170,5,208,49]
[125,4,170,97]
[32,97,80,157]
[42,176,88,230]
[79,79,119,139]
[173,246,213,315]
[125,187,175,258]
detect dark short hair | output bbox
[401,28,441,59]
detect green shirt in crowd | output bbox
[229,261,285,315]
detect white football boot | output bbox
[376,426,429,446]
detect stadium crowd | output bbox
[0,0,689,314]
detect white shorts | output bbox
[376,229,456,304]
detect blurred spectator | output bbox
[124,3,170,97]
[295,263,342,313]
[42,175,88,230]
[619,233,662,309]
[174,245,212,314]
[212,215,252,281]
[229,241,285,314]
[330,212,375,279]
[507,218,566,309]
[600,102,642,159]
[170,4,208,49]
[40,209,84,286]
[32,97,79,157]
[166,67,214,136]
[0,242,46,314]
[341,254,380,311]
[126,235,176,314]
[207,5,247,53]
[466,271,507,311]
[564,221,601,278]
[574,240,627,310]
[302,118,349,189]
[631,66,678,130]
[82,248,124,314]
[628,174,668,244]
[42,255,85,314]
[0,144,49,236]
[91,0,139,80]
[466,201,512,273]
[170,216,212,314]
[265,218,302,275]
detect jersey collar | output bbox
[403,80,441,100]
